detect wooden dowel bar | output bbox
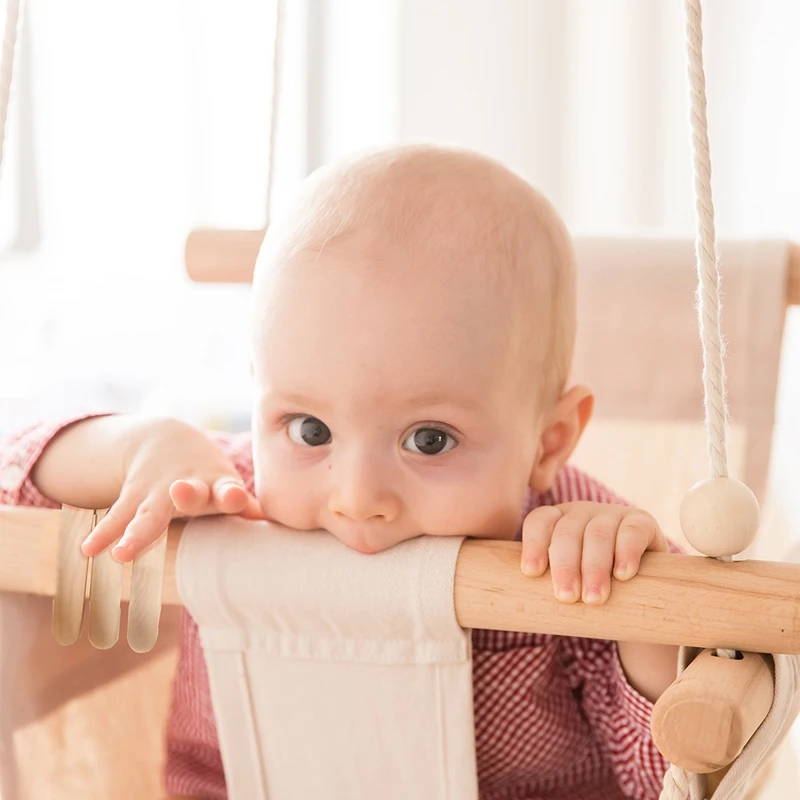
[3,507,800,653]
[184,228,263,283]
[183,228,800,305]
[789,243,800,305]
[455,539,800,653]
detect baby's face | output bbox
[251,242,543,554]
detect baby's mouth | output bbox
[323,521,408,555]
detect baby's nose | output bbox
[327,455,400,523]
[328,486,399,524]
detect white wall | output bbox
[0,0,309,432]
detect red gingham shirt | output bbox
[0,416,671,800]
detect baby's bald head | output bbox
[253,145,576,410]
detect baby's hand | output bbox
[520,502,667,604]
[81,418,262,562]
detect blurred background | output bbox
[1,0,797,436]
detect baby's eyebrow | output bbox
[263,389,489,420]
[399,392,488,416]
[263,390,330,413]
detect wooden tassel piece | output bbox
[651,649,774,772]
[88,509,123,649]
[127,527,168,653]
[52,505,94,646]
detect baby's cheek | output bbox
[255,465,322,531]
[420,479,523,539]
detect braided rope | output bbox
[659,762,692,800]
[684,0,729,483]
[264,0,284,226]
[684,0,739,682]
[0,0,22,173]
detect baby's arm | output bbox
[6,414,261,561]
[0,413,109,509]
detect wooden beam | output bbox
[789,243,800,305]
[183,228,800,305]
[2,506,800,654]
[184,228,263,283]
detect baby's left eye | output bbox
[403,427,457,456]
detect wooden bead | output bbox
[680,477,760,557]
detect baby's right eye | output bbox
[287,416,332,447]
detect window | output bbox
[0,0,310,434]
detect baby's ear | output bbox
[528,385,594,493]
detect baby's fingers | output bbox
[111,496,174,563]
[580,514,619,604]
[232,490,264,520]
[81,496,139,557]
[210,478,258,516]
[549,511,590,603]
[171,477,261,519]
[170,478,211,515]
[521,507,563,576]
[614,512,664,581]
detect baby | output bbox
[2,145,677,799]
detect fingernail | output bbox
[557,584,577,602]
[112,540,129,557]
[584,585,602,603]
[615,563,629,579]
[522,558,542,577]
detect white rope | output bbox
[684,0,739,675]
[264,0,284,226]
[683,0,729,482]
[659,762,692,800]
[0,0,22,174]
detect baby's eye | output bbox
[403,427,457,456]
[287,416,332,447]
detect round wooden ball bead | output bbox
[679,477,760,557]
